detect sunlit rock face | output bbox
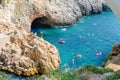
[0,21,60,76]
[0,0,109,76]
[0,0,109,32]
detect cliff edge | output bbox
[0,0,109,32]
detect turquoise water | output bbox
[31,11,120,69]
[32,11,120,70]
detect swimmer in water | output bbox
[87,51,89,55]
[77,54,82,58]
[72,58,75,64]
[99,52,102,55]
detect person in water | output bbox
[77,54,81,58]
[72,58,75,64]
[87,51,89,55]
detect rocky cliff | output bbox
[0,21,60,76]
[0,0,109,32]
[0,0,109,77]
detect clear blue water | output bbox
[31,11,120,70]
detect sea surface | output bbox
[1,11,120,79]
[31,11,120,70]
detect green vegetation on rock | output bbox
[107,70,120,80]
[0,0,1,4]
[78,65,113,74]
[35,65,113,80]
[7,0,10,3]
[102,54,113,67]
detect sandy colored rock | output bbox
[106,63,120,71]
[0,0,109,77]
[0,21,60,76]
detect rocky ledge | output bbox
[0,21,60,76]
[105,44,120,71]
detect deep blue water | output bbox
[31,11,120,70]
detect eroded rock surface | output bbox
[0,0,109,31]
[0,21,60,76]
[0,0,109,76]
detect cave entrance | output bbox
[31,17,52,30]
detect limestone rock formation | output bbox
[0,0,109,32]
[0,0,109,76]
[0,21,60,76]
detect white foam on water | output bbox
[61,28,67,31]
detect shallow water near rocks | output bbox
[1,11,120,80]
[31,11,120,70]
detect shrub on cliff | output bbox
[77,65,113,74]
[107,70,120,80]
[35,65,113,80]
[102,54,113,67]
[0,0,1,4]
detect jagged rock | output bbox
[0,0,110,77]
[111,44,120,55]
[0,21,60,76]
[0,0,109,32]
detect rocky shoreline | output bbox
[0,0,110,32]
[0,21,60,76]
[0,0,111,77]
